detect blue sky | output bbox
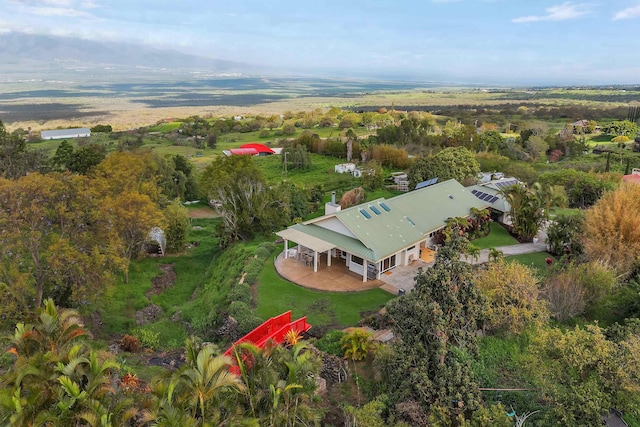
[1,0,640,84]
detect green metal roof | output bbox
[467,183,511,213]
[278,179,489,262]
[283,223,376,261]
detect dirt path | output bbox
[188,207,220,219]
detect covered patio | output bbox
[274,251,385,292]
[274,250,435,294]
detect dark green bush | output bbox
[228,301,262,335]
[258,241,276,254]
[315,330,346,357]
[228,282,252,305]
[243,257,265,285]
[254,247,271,260]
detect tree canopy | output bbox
[407,147,480,188]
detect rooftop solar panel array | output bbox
[415,177,439,190]
[494,179,520,189]
[471,189,499,204]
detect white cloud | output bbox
[613,3,640,20]
[512,2,591,23]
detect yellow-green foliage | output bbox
[340,328,377,361]
[370,144,410,169]
[475,260,549,334]
[529,324,640,425]
[611,135,630,143]
[583,183,640,276]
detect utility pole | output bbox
[284,151,288,179]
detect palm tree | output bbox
[465,244,481,264]
[469,207,491,238]
[234,341,322,426]
[488,248,504,263]
[176,343,244,424]
[501,183,565,242]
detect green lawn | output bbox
[255,255,394,329]
[471,222,519,249]
[254,153,360,189]
[548,207,583,218]
[504,252,551,275]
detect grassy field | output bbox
[471,222,519,249]
[255,254,394,330]
[504,252,551,275]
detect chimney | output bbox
[325,191,341,215]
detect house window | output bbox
[352,256,364,266]
[381,254,397,272]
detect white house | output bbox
[41,128,91,140]
[276,179,489,283]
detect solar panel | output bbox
[380,203,391,212]
[495,180,519,189]
[416,177,439,190]
[473,191,487,199]
[489,196,499,203]
[370,206,381,215]
[360,209,371,219]
[472,189,479,195]
[481,193,493,201]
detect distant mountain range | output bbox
[0,32,256,78]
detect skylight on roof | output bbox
[405,216,416,226]
[359,209,372,219]
[380,202,391,212]
[370,206,382,215]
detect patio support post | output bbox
[362,268,367,282]
[327,250,331,266]
[313,251,318,272]
[284,240,289,258]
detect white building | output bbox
[41,128,91,140]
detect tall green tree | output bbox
[407,147,480,188]
[384,233,485,418]
[0,120,46,179]
[164,199,190,253]
[67,143,107,174]
[50,140,74,171]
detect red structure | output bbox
[223,311,311,371]
[240,143,275,155]
[225,147,259,156]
